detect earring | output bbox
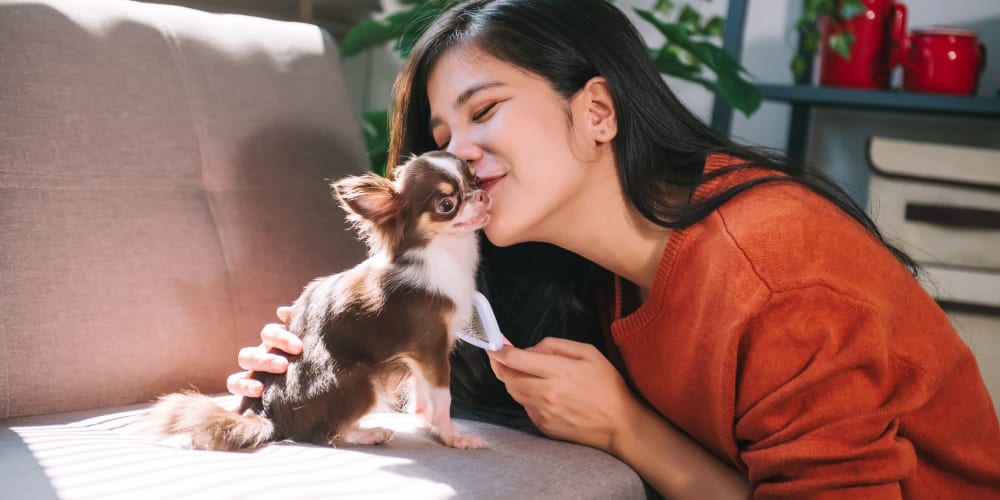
[600,129,607,135]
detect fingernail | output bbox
[270,359,286,371]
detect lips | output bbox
[476,175,504,192]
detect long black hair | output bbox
[386,0,918,428]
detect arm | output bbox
[733,286,918,499]
[612,397,750,499]
[489,339,750,499]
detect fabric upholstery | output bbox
[0,0,369,419]
[0,396,647,499]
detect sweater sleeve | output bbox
[733,285,921,499]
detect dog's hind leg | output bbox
[341,425,394,445]
[322,375,392,446]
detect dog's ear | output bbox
[331,174,397,225]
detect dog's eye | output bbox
[436,196,457,215]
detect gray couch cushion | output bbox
[0,396,647,499]
[0,0,368,419]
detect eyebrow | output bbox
[428,81,505,129]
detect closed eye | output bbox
[434,102,499,149]
[473,102,497,121]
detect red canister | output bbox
[902,27,987,95]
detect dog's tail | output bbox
[146,392,275,451]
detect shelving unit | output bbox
[709,0,1000,163]
[756,84,1000,116]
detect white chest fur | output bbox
[393,233,480,336]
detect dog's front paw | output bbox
[440,432,487,449]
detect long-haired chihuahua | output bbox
[147,151,490,450]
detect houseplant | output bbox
[341,0,762,173]
[789,0,866,83]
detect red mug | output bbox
[819,0,908,89]
[902,27,987,95]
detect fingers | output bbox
[488,354,545,402]
[226,371,264,397]
[488,343,572,379]
[527,337,596,360]
[276,306,292,324]
[260,322,303,355]
[228,306,297,399]
[237,344,289,372]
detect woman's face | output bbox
[426,44,598,247]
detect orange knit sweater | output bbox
[609,154,1000,499]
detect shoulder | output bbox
[707,178,906,294]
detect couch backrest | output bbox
[0,0,368,419]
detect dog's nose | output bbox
[469,189,491,209]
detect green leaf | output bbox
[790,55,808,82]
[678,5,702,31]
[828,32,854,59]
[653,0,675,15]
[685,42,761,115]
[361,110,390,176]
[699,16,724,37]
[653,46,703,80]
[802,29,819,53]
[818,0,837,16]
[838,0,866,20]
[717,72,762,116]
[634,8,692,44]
[635,7,760,115]
[340,7,424,57]
[803,0,822,20]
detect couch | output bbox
[0,1,649,498]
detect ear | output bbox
[579,76,617,144]
[331,173,398,224]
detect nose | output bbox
[446,131,483,166]
[468,189,492,209]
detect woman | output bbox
[228,0,1000,497]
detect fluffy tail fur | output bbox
[147,392,275,451]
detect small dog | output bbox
[147,151,491,450]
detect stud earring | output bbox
[600,129,607,135]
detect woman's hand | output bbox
[487,337,640,452]
[491,338,751,499]
[226,306,303,397]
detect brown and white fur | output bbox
[147,151,490,451]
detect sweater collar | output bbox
[610,152,749,340]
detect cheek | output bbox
[481,103,585,244]
[485,159,585,246]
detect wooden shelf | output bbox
[757,84,1000,118]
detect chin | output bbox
[482,222,525,248]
